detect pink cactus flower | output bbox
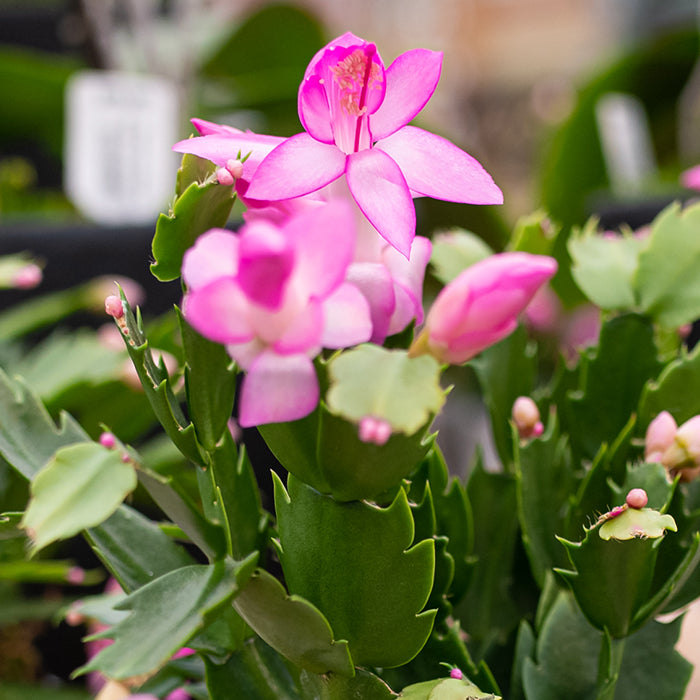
[644,411,677,463]
[661,414,700,481]
[182,201,372,426]
[175,33,502,258]
[410,252,557,364]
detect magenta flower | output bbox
[410,252,558,364]
[175,33,502,257]
[182,201,372,426]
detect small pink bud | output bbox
[626,488,648,509]
[226,159,244,179]
[681,164,700,191]
[216,167,235,186]
[65,605,85,627]
[105,295,124,319]
[66,566,86,584]
[358,416,392,446]
[121,453,131,463]
[99,432,116,449]
[662,414,700,480]
[411,252,557,364]
[678,324,693,340]
[449,668,463,680]
[512,396,542,439]
[12,263,42,289]
[645,411,677,461]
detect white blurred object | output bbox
[65,71,178,225]
[595,92,658,196]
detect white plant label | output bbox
[65,71,179,225]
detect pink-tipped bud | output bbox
[66,566,86,584]
[679,324,693,340]
[12,263,43,289]
[65,605,85,627]
[512,396,542,439]
[99,432,116,449]
[216,167,235,186]
[681,164,700,191]
[358,416,392,446]
[645,411,677,462]
[626,488,648,509]
[449,668,463,680]
[105,295,124,319]
[226,159,244,180]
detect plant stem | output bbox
[596,633,626,700]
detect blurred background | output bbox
[2,0,700,696]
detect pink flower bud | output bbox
[626,488,648,509]
[681,164,700,191]
[216,167,235,186]
[226,158,244,179]
[449,668,463,680]
[358,416,392,445]
[105,295,124,319]
[410,253,557,364]
[12,263,42,289]
[99,432,116,449]
[662,414,700,480]
[512,396,542,439]
[645,411,677,462]
[66,566,86,584]
[65,604,85,626]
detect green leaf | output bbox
[514,415,573,586]
[0,559,101,585]
[0,368,88,480]
[430,228,494,285]
[455,457,520,655]
[399,677,499,699]
[564,314,661,461]
[556,522,663,637]
[116,292,204,464]
[137,468,227,561]
[204,638,302,700]
[21,442,137,554]
[86,504,195,593]
[78,556,257,680]
[639,341,700,428]
[598,507,677,540]
[0,511,23,539]
[326,345,444,436]
[568,224,645,309]
[300,668,397,699]
[508,209,560,256]
[635,201,700,328]
[275,474,436,668]
[509,621,536,700]
[233,567,354,676]
[151,154,236,282]
[178,309,237,452]
[0,683,91,700]
[471,325,537,469]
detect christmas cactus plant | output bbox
[3,31,700,700]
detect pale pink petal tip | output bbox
[104,295,124,319]
[358,416,392,445]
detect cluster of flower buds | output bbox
[645,411,700,481]
[511,396,544,440]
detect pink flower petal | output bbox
[173,133,283,180]
[321,281,373,347]
[190,118,240,136]
[184,279,253,345]
[298,75,334,144]
[283,199,356,298]
[376,126,503,205]
[272,299,323,354]
[237,221,294,309]
[182,229,239,291]
[371,49,443,140]
[238,352,319,427]
[245,133,346,201]
[345,262,395,343]
[345,148,415,258]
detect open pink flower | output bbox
[410,252,558,364]
[175,33,502,257]
[182,201,372,426]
